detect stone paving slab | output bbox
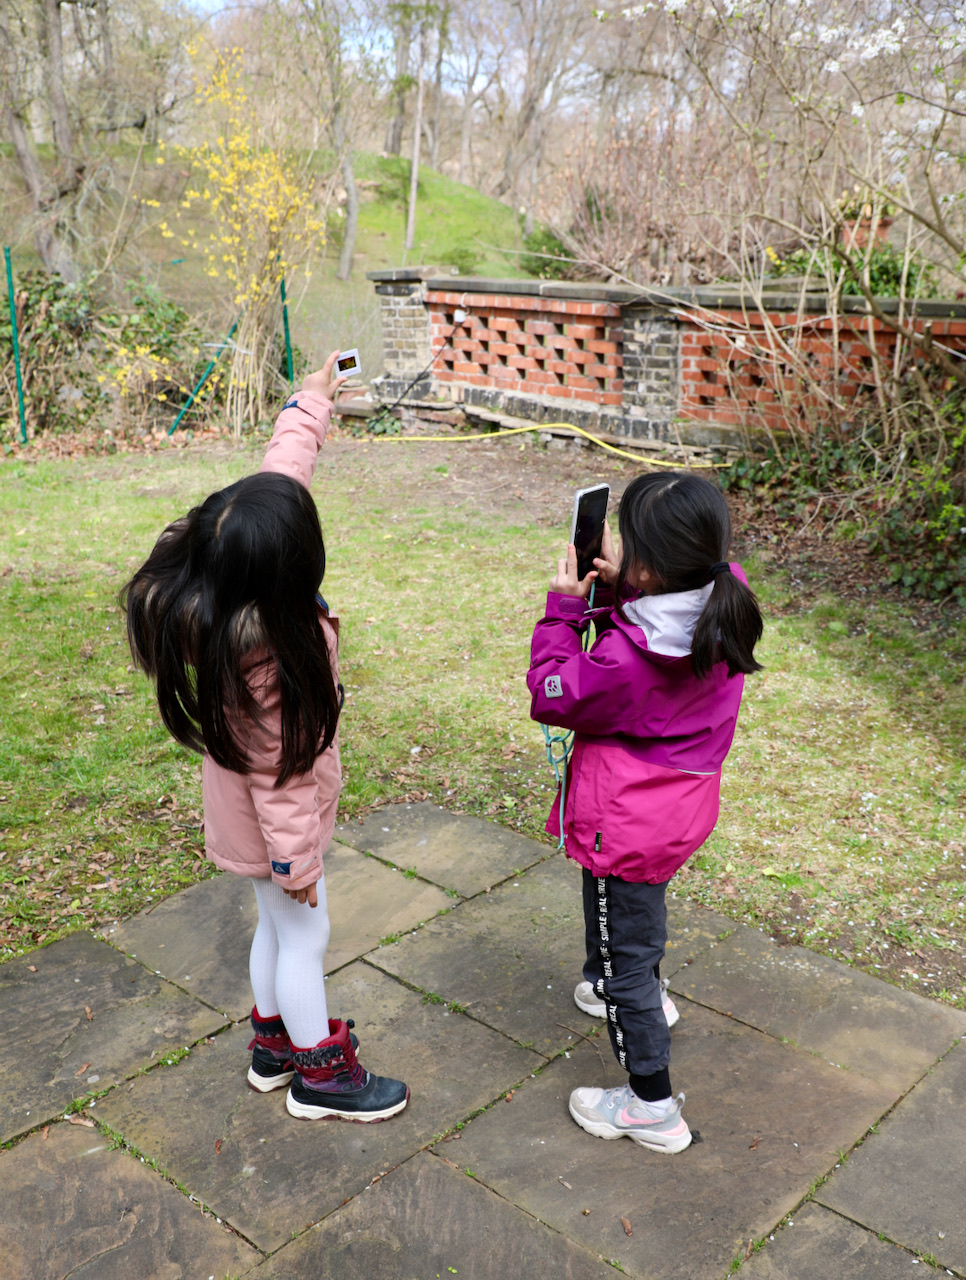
[107,845,451,1020]
[450,1006,896,1280]
[674,925,966,1093]
[370,855,742,1057]
[0,1121,258,1280]
[815,1036,966,1275]
[738,1203,924,1279]
[344,802,549,897]
[0,932,227,1144]
[251,1149,618,1280]
[94,962,541,1254]
[664,897,740,973]
[369,853,595,1055]
[105,873,255,1018]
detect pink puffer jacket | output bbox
[201,390,342,892]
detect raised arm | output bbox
[260,351,348,489]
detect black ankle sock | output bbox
[629,1067,671,1102]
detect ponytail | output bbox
[691,569,764,680]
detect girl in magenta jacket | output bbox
[527,471,762,1154]
[124,352,408,1124]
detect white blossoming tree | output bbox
[595,0,966,596]
[610,0,966,367]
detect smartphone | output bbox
[570,484,610,581]
[336,348,361,378]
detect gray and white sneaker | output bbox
[569,1084,692,1154]
[574,978,680,1027]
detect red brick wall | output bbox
[427,290,623,405]
[680,310,966,431]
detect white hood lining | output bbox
[622,584,713,658]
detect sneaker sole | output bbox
[568,1101,692,1154]
[247,1067,295,1093]
[574,990,607,1018]
[285,1087,410,1123]
[574,991,681,1029]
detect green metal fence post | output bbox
[3,248,28,445]
[168,320,238,436]
[280,271,294,384]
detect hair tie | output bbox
[708,562,731,579]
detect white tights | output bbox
[249,877,330,1049]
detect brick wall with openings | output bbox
[428,290,623,406]
[367,270,966,451]
[680,310,966,433]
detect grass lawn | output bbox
[1,431,965,1010]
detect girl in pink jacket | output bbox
[124,352,409,1124]
[527,471,762,1154]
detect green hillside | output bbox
[348,153,527,277]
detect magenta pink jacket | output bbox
[527,569,747,884]
[202,390,342,892]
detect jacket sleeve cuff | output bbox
[270,849,323,891]
[544,591,594,621]
[289,389,336,422]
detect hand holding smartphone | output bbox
[570,484,610,582]
[550,483,611,598]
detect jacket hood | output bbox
[622,584,713,657]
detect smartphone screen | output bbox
[570,484,610,581]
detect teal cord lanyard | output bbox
[540,581,596,851]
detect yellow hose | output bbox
[358,419,724,470]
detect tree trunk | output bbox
[0,5,77,279]
[41,0,80,174]
[405,27,426,252]
[458,97,473,185]
[337,150,360,280]
[3,104,77,278]
[429,2,448,172]
[98,0,118,137]
[385,14,411,156]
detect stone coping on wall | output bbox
[366,268,966,319]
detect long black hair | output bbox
[123,471,340,786]
[615,471,763,679]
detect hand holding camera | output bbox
[301,349,362,404]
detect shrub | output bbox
[1,271,216,440]
[521,226,575,280]
[722,414,966,606]
[443,244,483,275]
[766,242,938,298]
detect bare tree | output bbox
[445,0,507,186]
[1,1,81,277]
[1,0,194,279]
[292,0,370,280]
[405,16,428,249]
[486,0,593,232]
[425,0,449,171]
[631,0,966,383]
